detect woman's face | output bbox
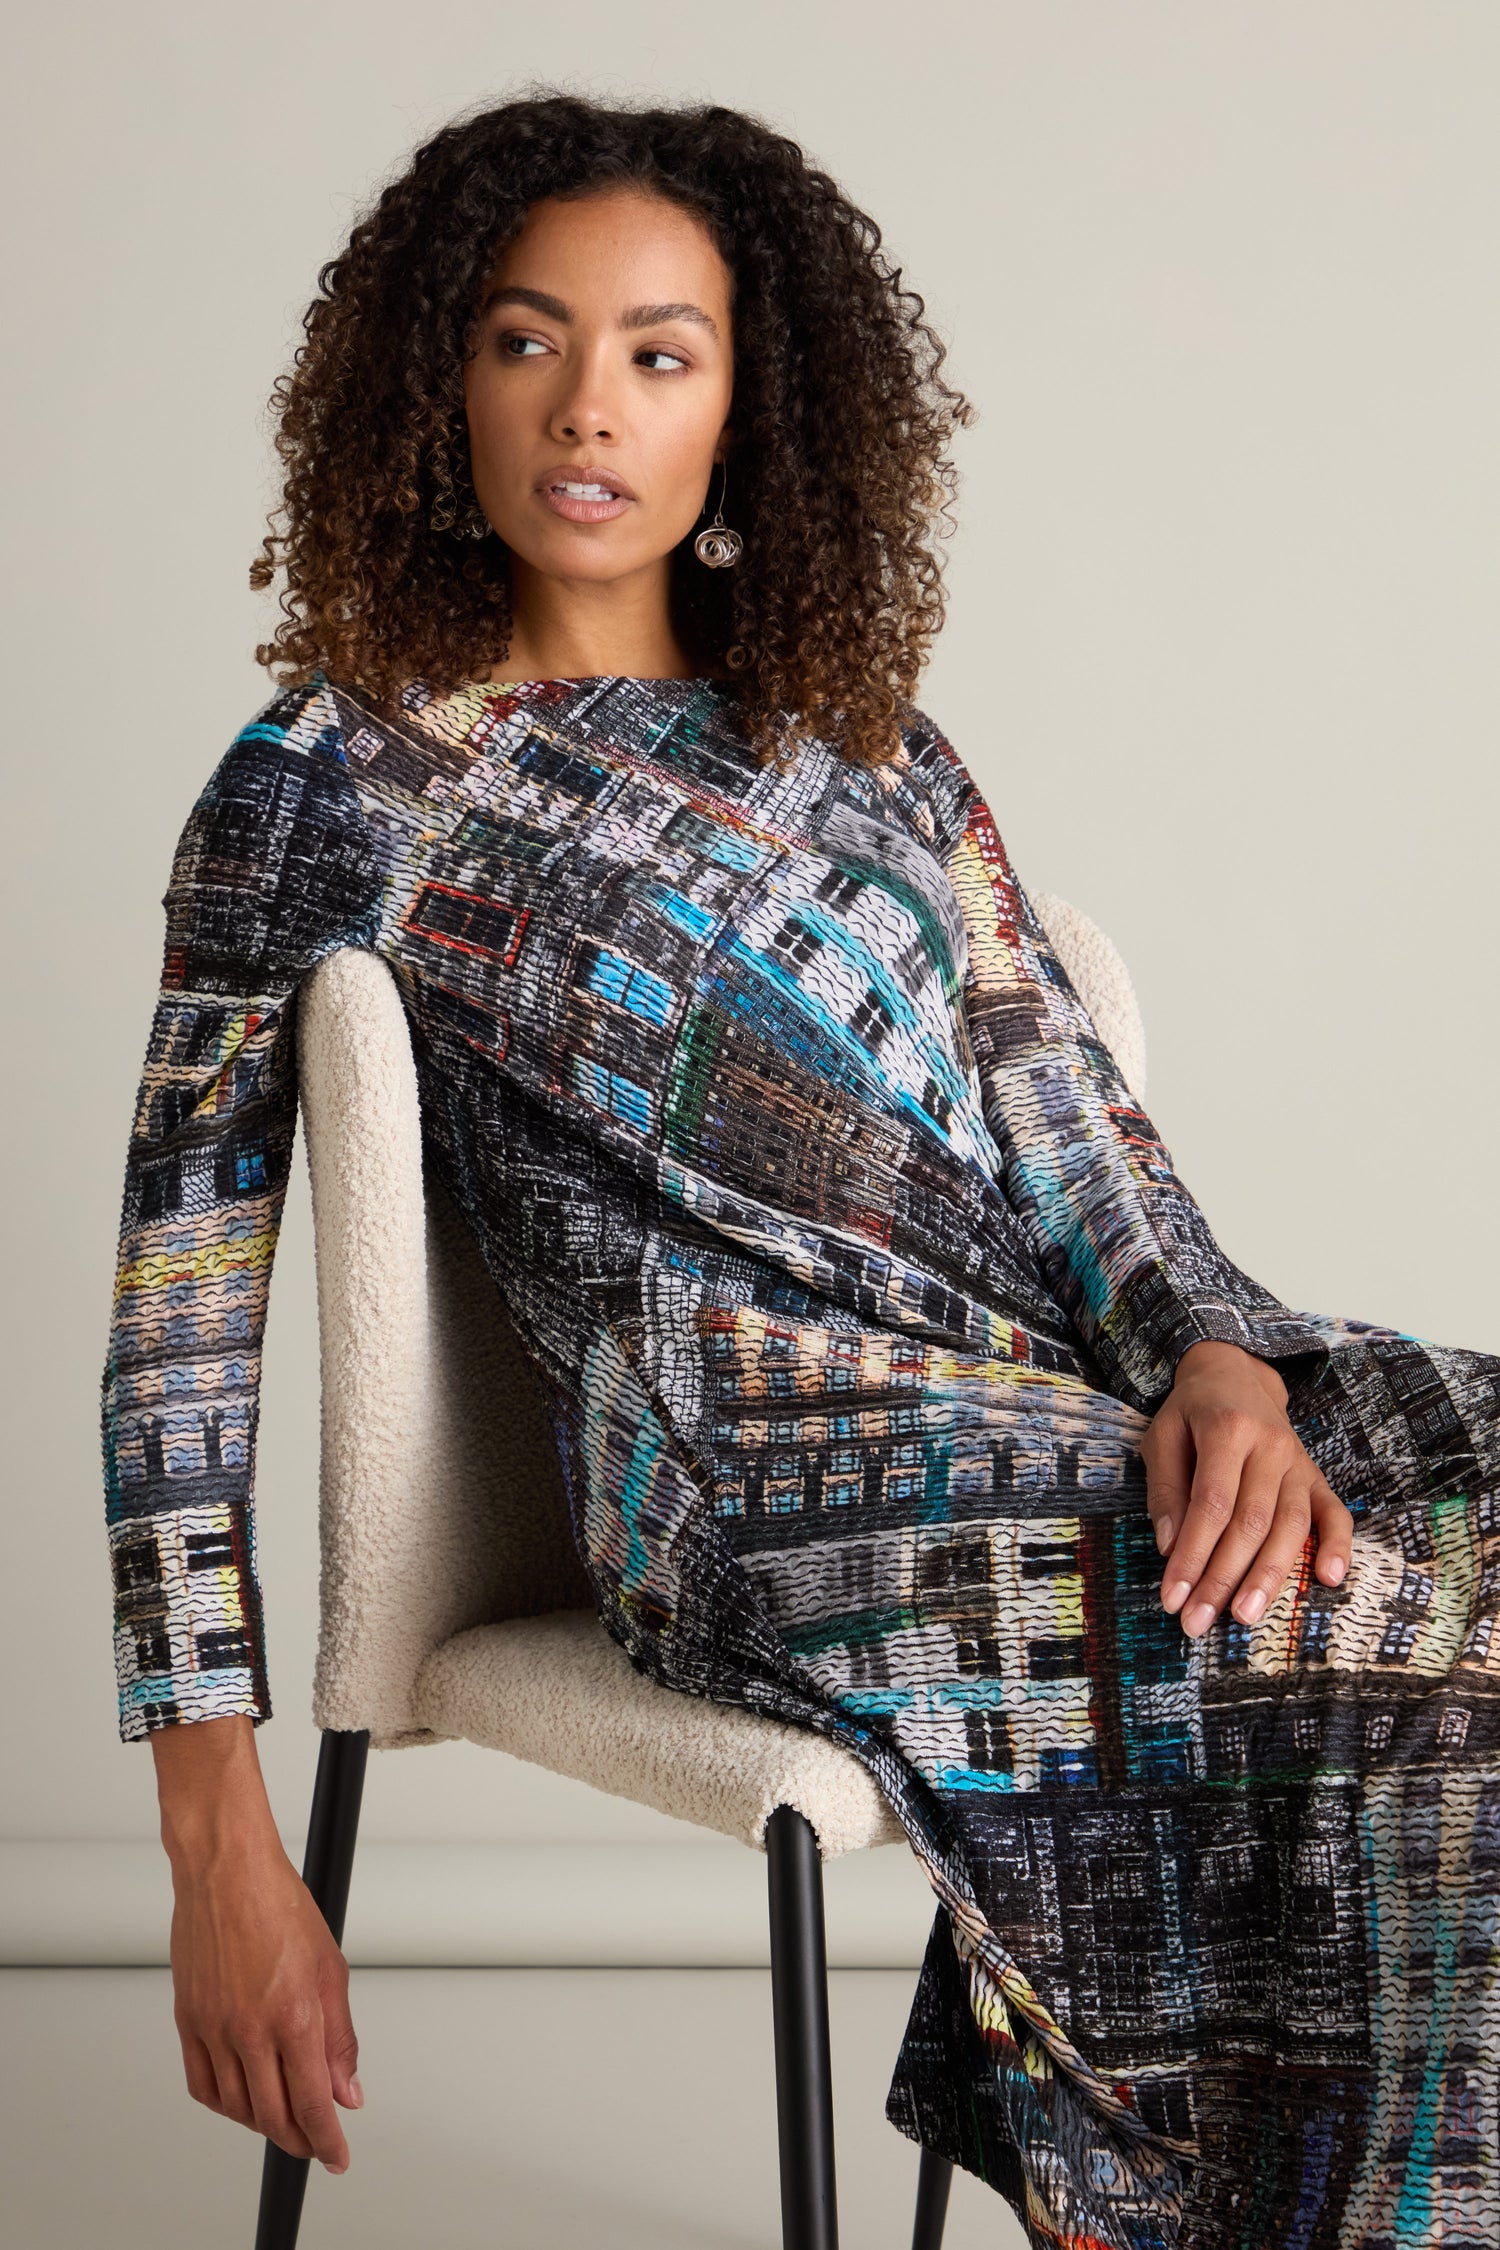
[463,185,735,588]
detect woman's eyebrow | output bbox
[622,300,720,339]
[481,284,571,321]
[482,283,719,340]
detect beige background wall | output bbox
[3,0,1496,1962]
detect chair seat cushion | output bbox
[412,1608,906,1858]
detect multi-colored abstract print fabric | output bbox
[101,671,1500,2249]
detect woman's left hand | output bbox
[1140,1338,1353,1636]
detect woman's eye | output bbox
[500,334,550,358]
[637,348,688,373]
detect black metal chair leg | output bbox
[253,1727,370,2250]
[765,1804,839,2250]
[911,2143,953,2248]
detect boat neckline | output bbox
[450,674,737,693]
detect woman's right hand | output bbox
[151,1714,363,2171]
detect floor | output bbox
[3,1967,1029,2248]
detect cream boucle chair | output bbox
[255,892,1147,2250]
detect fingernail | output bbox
[1324,1555,1347,1584]
[350,2075,364,2107]
[1154,1517,1174,1555]
[1235,1587,1267,1624]
[1183,1601,1215,1636]
[1163,1580,1192,1615]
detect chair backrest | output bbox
[295,893,1146,1746]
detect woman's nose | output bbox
[549,352,621,446]
[553,409,615,442]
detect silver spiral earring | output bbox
[694,460,742,568]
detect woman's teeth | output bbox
[555,481,619,499]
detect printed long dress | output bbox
[100,670,1500,2250]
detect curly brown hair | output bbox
[250,88,975,768]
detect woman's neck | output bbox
[493,564,699,683]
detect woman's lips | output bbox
[539,478,635,524]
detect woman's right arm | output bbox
[152,1715,362,2171]
[101,675,381,2159]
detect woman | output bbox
[100,92,1500,2250]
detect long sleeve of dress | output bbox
[100,677,383,1743]
[931,733,1332,1417]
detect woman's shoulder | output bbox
[164,669,374,915]
[224,667,346,765]
[888,695,979,858]
[184,668,357,819]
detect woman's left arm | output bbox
[917,722,1351,1630]
[1141,1338,1351,1635]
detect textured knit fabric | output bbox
[101,671,1500,2249]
